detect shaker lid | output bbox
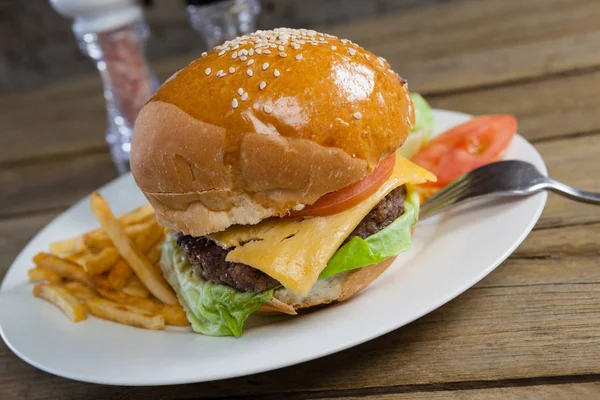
[50,0,142,34]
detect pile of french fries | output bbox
[28,192,189,330]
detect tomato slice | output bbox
[413,115,517,186]
[293,153,396,217]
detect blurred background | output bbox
[0,0,445,92]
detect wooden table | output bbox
[2,0,600,398]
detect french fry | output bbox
[163,304,190,326]
[82,230,113,250]
[33,283,87,322]
[108,259,133,290]
[27,267,63,284]
[64,281,96,301]
[49,237,81,256]
[90,193,177,304]
[97,287,189,327]
[119,204,155,226]
[122,276,150,298]
[96,286,162,313]
[81,247,120,275]
[64,249,87,264]
[85,297,164,330]
[83,221,157,250]
[33,253,93,287]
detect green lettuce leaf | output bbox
[411,93,435,138]
[161,234,273,337]
[319,187,420,279]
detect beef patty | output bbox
[177,185,407,293]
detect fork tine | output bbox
[420,165,493,218]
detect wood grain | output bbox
[1,210,599,399]
[2,0,600,398]
[3,264,600,398]
[3,0,600,165]
[0,151,116,217]
[429,70,600,143]
[326,382,600,400]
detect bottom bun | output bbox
[256,256,396,315]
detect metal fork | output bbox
[420,160,600,219]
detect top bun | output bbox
[131,28,414,236]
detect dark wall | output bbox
[0,0,448,91]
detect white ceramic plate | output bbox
[0,110,547,386]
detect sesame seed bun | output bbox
[131,28,414,236]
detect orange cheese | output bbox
[209,155,435,295]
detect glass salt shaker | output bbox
[50,0,159,174]
[185,0,261,49]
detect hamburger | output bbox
[130,28,436,337]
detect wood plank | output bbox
[399,29,600,95]
[0,151,116,217]
[331,0,600,93]
[3,0,600,165]
[535,134,600,228]
[325,382,600,400]
[429,70,600,142]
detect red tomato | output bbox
[413,115,517,186]
[293,153,396,217]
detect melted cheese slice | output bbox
[209,155,436,295]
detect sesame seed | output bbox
[259,81,267,90]
[278,45,284,51]
[232,98,239,109]
[353,112,363,120]
[247,69,253,77]
[270,43,277,48]
[279,52,288,58]
[249,49,254,56]
[264,49,271,54]
[240,49,248,55]
[264,105,273,114]
[262,62,269,70]
[217,69,224,75]
[205,68,211,76]
[341,39,349,44]
[229,67,235,74]
[274,69,280,77]
[201,52,207,57]
[348,48,356,55]
[247,59,255,66]
[232,51,238,59]
[240,55,247,61]
[218,50,226,56]
[238,88,244,95]
[232,44,239,50]
[256,49,262,54]
[241,92,249,101]
[365,54,371,60]
[331,45,337,50]
[295,54,303,60]
[292,43,300,50]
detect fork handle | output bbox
[545,178,600,205]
